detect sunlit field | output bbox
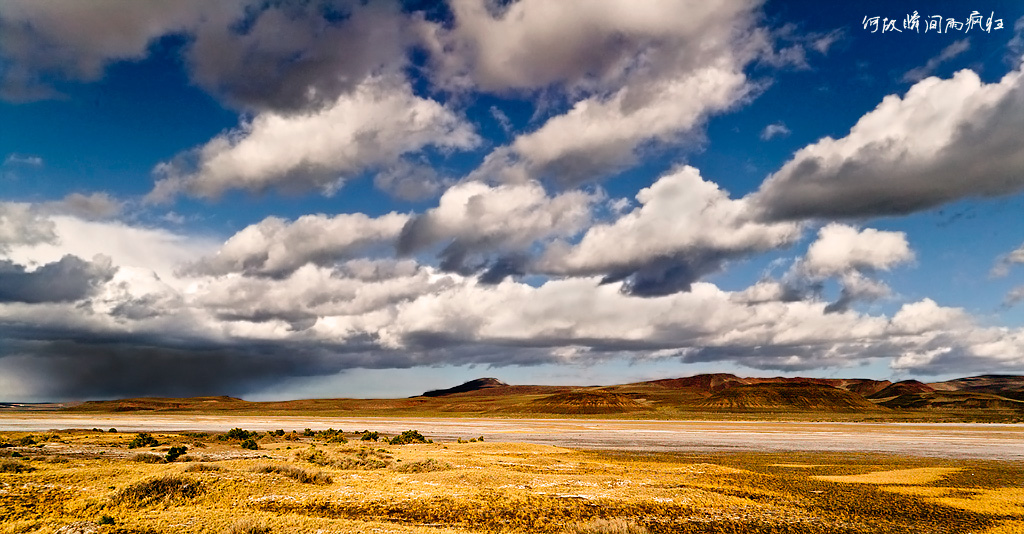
[2,429,1022,534]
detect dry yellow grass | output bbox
[1,429,1022,533]
[812,466,960,485]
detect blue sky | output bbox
[2,0,1024,401]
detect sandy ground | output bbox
[1,414,1021,460]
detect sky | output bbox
[2,1,1024,401]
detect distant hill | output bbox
[74,396,246,412]
[44,373,1024,422]
[868,380,935,399]
[526,390,651,414]
[696,383,885,412]
[422,378,509,397]
[929,375,1024,400]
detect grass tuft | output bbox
[226,518,271,534]
[0,458,34,473]
[393,458,452,473]
[130,452,164,463]
[113,475,202,505]
[252,463,332,485]
[184,463,223,472]
[568,518,649,534]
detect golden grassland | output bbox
[1,429,1023,534]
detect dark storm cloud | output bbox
[0,255,115,303]
[599,251,735,297]
[0,0,409,112]
[186,0,408,112]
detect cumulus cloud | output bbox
[373,159,448,202]
[752,64,1024,220]
[432,0,766,185]
[0,202,57,252]
[398,180,597,277]
[0,254,115,303]
[536,166,801,296]
[184,212,409,278]
[149,77,479,201]
[788,224,914,313]
[992,242,1024,277]
[801,224,914,278]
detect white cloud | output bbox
[992,242,1024,277]
[3,154,43,166]
[44,192,122,220]
[752,63,1024,220]
[801,224,914,278]
[4,216,217,290]
[399,180,598,275]
[902,39,970,83]
[185,212,409,278]
[430,0,768,185]
[0,202,57,253]
[537,166,802,295]
[149,76,480,201]
[760,121,790,140]
[1003,286,1024,308]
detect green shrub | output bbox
[240,438,259,450]
[16,435,36,446]
[108,428,117,433]
[98,515,116,525]
[360,431,379,441]
[223,428,255,441]
[127,433,159,449]
[165,446,187,462]
[389,430,429,445]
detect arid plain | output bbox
[3,374,1023,533]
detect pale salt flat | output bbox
[1,415,1021,460]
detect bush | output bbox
[165,446,187,462]
[127,433,159,449]
[360,431,379,441]
[98,515,116,525]
[108,428,117,433]
[252,463,332,484]
[0,459,34,473]
[224,428,255,441]
[113,475,202,505]
[16,435,36,446]
[389,430,429,445]
[240,439,259,450]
